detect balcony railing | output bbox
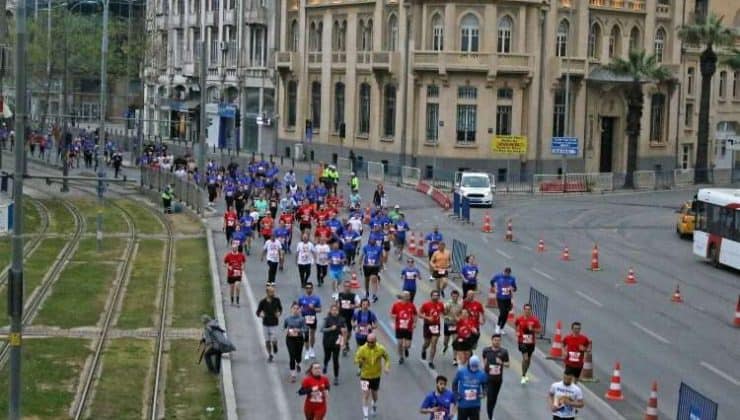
[276,51,297,73]
[331,52,346,65]
[223,9,236,26]
[589,0,645,12]
[187,13,200,27]
[412,51,533,75]
[656,3,670,19]
[372,51,400,74]
[245,5,268,24]
[356,51,372,66]
[308,52,322,66]
[551,56,588,79]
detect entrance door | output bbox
[600,117,615,173]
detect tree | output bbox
[606,50,672,188]
[677,14,736,183]
[725,48,740,70]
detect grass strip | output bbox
[117,239,165,329]
[0,200,43,264]
[73,198,129,234]
[74,238,127,262]
[114,199,165,235]
[165,339,223,419]
[0,338,91,419]
[42,199,76,234]
[172,238,212,328]
[87,338,153,419]
[170,212,205,236]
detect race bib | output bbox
[358,325,369,335]
[231,240,241,248]
[332,257,341,265]
[309,390,323,403]
[522,334,534,344]
[227,219,235,226]
[288,328,300,337]
[464,389,478,401]
[367,258,376,265]
[360,380,370,391]
[428,325,439,334]
[399,319,410,329]
[304,315,316,325]
[489,364,501,375]
[568,351,581,363]
[405,273,416,279]
[447,324,457,332]
[501,287,510,296]
[231,269,242,277]
[437,269,446,275]
[341,300,351,309]
[433,411,446,420]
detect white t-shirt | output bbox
[348,217,363,233]
[263,239,282,262]
[296,241,315,265]
[315,244,331,266]
[549,381,583,418]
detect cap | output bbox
[469,355,481,370]
[394,204,400,209]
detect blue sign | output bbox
[551,137,579,156]
[218,103,236,118]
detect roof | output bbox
[587,66,635,83]
[697,188,740,207]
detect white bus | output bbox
[692,188,740,269]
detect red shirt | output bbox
[314,226,332,241]
[562,334,591,367]
[419,300,445,325]
[224,211,238,228]
[301,375,330,410]
[455,318,477,340]
[260,216,274,236]
[515,315,542,345]
[223,252,245,278]
[327,196,340,210]
[279,212,294,229]
[390,301,417,331]
[297,205,314,224]
[315,209,330,223]
[462,300,485,328]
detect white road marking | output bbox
[576,290,604,307]
[532,268,554,280]
[520,245,532,251]
[700,361,740,386]
[630,321,670,344]
[496,249,513,259]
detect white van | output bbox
[455,172,495,207]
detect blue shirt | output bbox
[401,267,421,292]
[368,231,385,246]
[394,220,410,239]
[452,367,487,409]
[426,232,443,254]
[239,215,254,232]
[326,218,343,236]
[273,227,290,242]
[341,231,360,251]
[352,310,377,337]
[328,249,346,270]
[230,230,246,247]
[298,295,322,317]
[362,244,383,267]
[491,273,517,300]
[461,264,479,285]
[420,389,456,420]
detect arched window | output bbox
[316,22,323,52]
[608,26,621,58]
[654,28,666,62]
[387,14,398,51]
[333,21,340,51]
[359,19,373,51]
[687,67,695,95]
[719,71,727,98]
[334,82,345,133]
[556,20,569,57]
[497,16,513,53]
[629,26,641,52]
[311,81,321,130]
[290,20,299,52]
[383,84,397,137]
[309,22,317,51]
[588,23,601,59]
[358,83,371,135]
[649,93,666,142]
[287,80,297,128]
[460,14,479,52]
[431,14,444,51]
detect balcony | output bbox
[371,51,401,75]
[223,9,236,26]
[588,0,645,12]
[331,52,347,67]
[170,12,184,28]
[276,51,297,73]
[496,53,535,74]
[155,14,167,29]
[245,6,268,24]
[308,52,322,69]
[205,11,216,26]
[656,3,671,19]
[356,51,372,70]
[412,51,533,76]
[550,56,588,79]
[187,13,200,27]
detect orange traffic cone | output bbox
[537,238,545,253]
[580,350,597,382]
[625,267,637,284]
[547,320,564,359]
[482,212,493,233]
[671,284,683,303]
[408,232,417,255]
[605,362,625,401]
[486,286,498,308]
[589,244,601,271]
[349,272,361,289]
[644,381,658,420]
[734,295,740,328]
[505,219,514,241]
[416,237,426,257]
[561,246,570,261]
[506,299,516,325]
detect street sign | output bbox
[551,137,579,156]
[491,135,528,154]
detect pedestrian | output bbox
[354,333,391,420]
[393,213,409,260]
[299,282,322,360]
[223,244,245,306]
[481,334,510,420]
[112,151,123,178]
[352,298,377,348]
[284,303,308,382]
[442,290,462,357]
[314,236,330,287]
[514,303,541,385]
[419,290,445,369]
[452,308,477,367]
[335,280,361,356]
[223,205,238,244]
[562,321,591,382]
[361,238,383,302]
[490,267,517,335]
[390,291,417,364]
[420,375,457,420]
[400,258,421,302]
[327,241,346,293]
[261,234,283,284]
[199,315,235,374]
[452,355,487,420]
[321,303,346,385]
[372,184,385,208]
[549,371,585,420]
[256,284,283,362]
[462,290,485,351]
[461,255,480,298]
[298,362,331,420]
[161,185,174,214]
[430,241,452,297]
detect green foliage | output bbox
[605,49,673,83]
[677,13,736,50]
[725,48,740,70]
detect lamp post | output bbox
[399,1,411,167]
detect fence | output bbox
[528,287,550,340]
[451,239,467,278]
[677,382,718,420]
[366,161,385,182]
[140,166,204,214]
[401,166,421,187]
[337,157,352,174]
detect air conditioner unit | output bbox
[220,41,228,51]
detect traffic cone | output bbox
[734,295,740,328]
[671,284,683,303]
[561,246,570,261]
[625,267,637,284]
[408,232,417,255]
[506,299,516,325]
[486,286,498,308]
[604,362,625,401]
[644,381,658,420]
[580,350,597,382]
[548,320,564,359]
[416,237,426,257]
[537,238,545,253]
[589,244,601,271]
[482,212,493,233]
[505,219,514,241]
[349,272,360,289]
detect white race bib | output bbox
[288,328,300,337]
[360,380,370,391]
[304,315,316,325]
[399,319,410,329]
[227,219,235,226]
[489,364,501,375]
[358,325,369,335]
[568,351,581,363]
[232,268,242,276]
[522,334,533,344]
[434,411,445,420]
[428,325,440,334]
[341,300,351,309]
[464,389,478,401]
[309,390,323,403]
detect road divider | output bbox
[671,284,684,303]
[589,243,601,271]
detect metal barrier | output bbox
[634,170,656,190]
[337,157,352,174]
[366,161,385,182]
[452,192,461,219]
[677,382,718,420]
[451,239,467,276]
[140,166,204,214]
[528,287,549,340]
[674,169,694,187]
[401,165,421,187]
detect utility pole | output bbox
[61,7,69,193]
[9,0,28,417]
[126,0,133,153]
[561,3,574,178]
[98,0,110,251]
[399,1,411,167]
[198,40,206,213]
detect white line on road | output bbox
[496,249,513,259]
[520,245,532,251]
[576,290,604,307]
[631,321,671,344]
[700,361,740,386]
[532,268,554,280]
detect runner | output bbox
[514,303,542,385]
[360,238,383,302]
[400,258,422,302]
[256,285,283,362]
[562,321,592,382]
[314,237,331,287]
[430,241,452,297]
[549,371,585,420]
[298,362,331,420]
[452,355,487,420]
[352,298,378,348]
[327,241,347,293]
[297,199,315,233]
[419,290,445,369]
[490,267,517,335]
[452,308,478,366]
[420,375,457,420]
[223,243,245,306]
[279,206,295,251]
[462,290,485,350]
[284,303,308,382]
[354,333,391,420]
[481,334,510,420]
[461,255,480,299]
[336,280,361,355]
[223,205,238,244]
[296,233,316,288]
[390,290,417,364]
[314,219,332,244]
[393,213,410,261]
[274,220,292,255]
[425,226,443,264]
[340,224,361,267]
[321,303,346,385]
[260,212,275,242]
[299,282,322,360]
[261,234,283,284]
[442,290,462,356]
[231,223,247,254]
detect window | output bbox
[629,26,640,52]
[286,81,297,128]
[456,105,477,142]
[654,28,666,63]
[497,16,513,53]
[310,21,323,52]
[290,20,299,52]
[556,20,569,57]
[458,86,477,99]
[387,14,398,51]
[681,144,692,170]
[718,71,727,98]
[588,24,601,59]
[358,83,371,135]
[359,19,373,51]
[383,85,397,137]
[311,81,321,130]
[334,82,345,133]
[685,103,693,127]
[431,14,444,51]
[734,71,739,99]
[460,14,480,53]
[497,88,513,99]
[608,26,621,58]
[332,20,346,51]
[427,84,439,98]
[649,93,665,142]
[552,89,566,137]
[426,103,439,142]
[250,25,266,66]
[687,67,695,96]
[496,106,512,135]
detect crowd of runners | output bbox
[211,159,589,420]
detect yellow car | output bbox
[675,201,695,238]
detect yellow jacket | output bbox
[354,343,390,379]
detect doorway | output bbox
[600,117,615,173]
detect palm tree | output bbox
[605,50,672,188]
[725,48,740,70]
[678,14,735,183]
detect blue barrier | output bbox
[528,287,549,340]
[677,382,718,420]
[452,192,461,218]
[461,197,471,223]
[451,239,467,276]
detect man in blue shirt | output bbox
[327,241,346,293]
[425,226,444,260]
[400,258,421,302]
[393,214,410,261]
[273,221,292,254]
[341,228,360,267]
[452,355,487,420]
[420,375,456,420]
[361,239,383,302]
[460,255,480,299]
[491,267,517,335]
[298,283,322,360]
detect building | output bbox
[143,0,277,153]
[275,0,739,180]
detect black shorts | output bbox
[423,323,441,338]
[518,343,535,356]
[383,241,391,252]
[432,269,449,279]
[395,329,413,340]
[452,336,474,352]
[564,365,583,379]
[227,276,241,284]
[300,222,312,231]
[361,377,380,391]
[443,321,457,336]
[363,266,380,278]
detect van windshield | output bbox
[461,176,489,188]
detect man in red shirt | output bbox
[462,290,484,350]
[299,362,331,420]
[223,243,246,306]
[390,291,417,364]
[314,204,330,224]
[514,303,542,385]
[419,290,445,369]
[260,213,274,241]
[314,219,332,243]
[297,199,315,233]
[562,321,592,381]
[223,205,238,245]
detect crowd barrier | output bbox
[451,239,467,278]
[677,382,718,420]
[401,166,421,187]
[366,161,385,183]
[529,287,550,340]
[140,166,204,214]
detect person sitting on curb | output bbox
[199,315,236,374]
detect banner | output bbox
[491,135,527,154]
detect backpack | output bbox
[209,325,236,353]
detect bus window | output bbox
[720,207,735,238]
[695,201,706,231]
[707,204,721,234]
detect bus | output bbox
[692,188,740,269]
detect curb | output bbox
[205,227,238,420]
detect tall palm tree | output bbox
[606,50,672,188]
[725,48,740,70]
[678,14,735,183]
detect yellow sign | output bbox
[8,332,21,346]
[491,135,528,154]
